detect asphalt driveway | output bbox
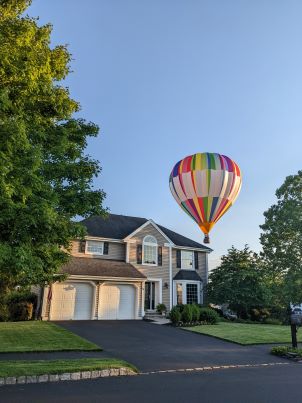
[58,320,285,372]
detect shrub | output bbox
[181,304,193,324]
[271,346,302,357]
[169,306,181,324]
[156,303,167,314]
[9,302,33,321]
[176,304,185,313]
[250,308,270,322]
[6,290,37,321]
[199,308,219,324]
[191,304,201,322]
[0,303,9,322]
[6,290,37,305]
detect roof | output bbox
[80,214,212,251]
[61,257,146,279]
[173,270,203,282]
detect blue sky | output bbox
[28,1,302,269]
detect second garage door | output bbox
[99,284,136,319]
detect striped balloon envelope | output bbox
[169,152,242,243]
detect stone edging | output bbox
[0,367,136,387]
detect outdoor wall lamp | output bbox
[164,282,169,289]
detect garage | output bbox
[99,284,136,320]
[50,282,94,320]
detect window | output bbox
[177,283,183,305]
[181,251,194,270]
[86,240,104,255]
[143,235,158,265]
[186,284,198,305]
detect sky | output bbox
[28,0,302,270]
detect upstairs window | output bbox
[86,240,104,255]
[181,250,194,270]
[143,235,158,265]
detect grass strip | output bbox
[0,322,101,352]
[183,323,294,345]
[0,358,137,378]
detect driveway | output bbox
[58,320,285,372]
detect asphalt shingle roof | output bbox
[61,257,146,279]
[173,270,202,282]
[80,214,211,251]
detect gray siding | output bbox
[71,240,126,261]
[129,224,170,309]
[172,250,207,284]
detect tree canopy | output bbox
[260,171,302,305]
[0,0,106,290]
[207,246,271,318]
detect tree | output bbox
[260,171,302,306]
[0,0,106,294]
[207,246,271,318]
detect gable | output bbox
[128,223,169,246]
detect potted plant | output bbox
[156,303,167,316]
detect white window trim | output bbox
[85,240,104,256]
[142,235,158,266]
[173,280,202,306]
[181,250,195,271]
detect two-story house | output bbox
[40,214,212,321]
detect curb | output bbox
[0,367,136,387]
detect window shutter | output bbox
[158,246,162,266]
[137,244,142,264]
[176,250,181,268]
[79,240,86,253]
[103,242,109,255]
[194,251,199,270]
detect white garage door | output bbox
[50,282,93,320]
[99,284,136,320]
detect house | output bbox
[40,214,212,320]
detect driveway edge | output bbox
[0,367,137,387]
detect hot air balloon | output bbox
[169,152,242,244]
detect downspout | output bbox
[169,246,172,311]
[205,252,209,284]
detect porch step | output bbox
[143,313,170,325]
[144,312,165,320]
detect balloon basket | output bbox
[204,235,210,244]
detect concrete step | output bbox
[144,313,166,320]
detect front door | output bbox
[144,281,156,311]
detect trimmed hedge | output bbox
[169,306,181,324]
[169,304,218,326]
[199,308,219,324]
[181,305,193,323]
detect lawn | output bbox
[0,322,101,352]
[0,358,137,377]
[184,322,294,345]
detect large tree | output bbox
[207,246,271,318]
[0,0,106,292]
[260,171,302,306]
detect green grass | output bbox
[0,322,101,352]
[0,358,137,378]
[184,322,294,345]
